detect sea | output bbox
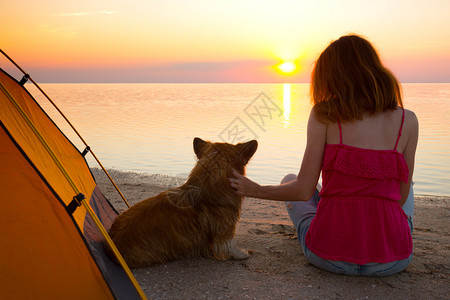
[26,83,450,197]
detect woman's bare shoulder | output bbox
[401,108,419,150]
[403,108,419,129]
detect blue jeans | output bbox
[283,174,414,276]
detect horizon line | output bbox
[31,81,450,84]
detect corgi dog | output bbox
[105,137,258,268]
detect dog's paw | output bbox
[230,248,250,260]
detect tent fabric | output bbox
[0,70,93,230]
[0,125,114,299]
[0,67,143,299]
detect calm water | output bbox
[27,83,450,196]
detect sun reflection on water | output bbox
[283,83,291,127]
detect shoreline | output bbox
[92,168,449,299]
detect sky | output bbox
[1,0,450,83]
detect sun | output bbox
[278,62,297,74]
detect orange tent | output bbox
[0,56,146,299]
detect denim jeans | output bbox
[284,174,414,276]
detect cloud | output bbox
[165,61,243,72]
[52,12,90,17]
[27,59,311,83]
[52,11,117,17]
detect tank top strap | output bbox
[337,118,343,144]
[394,108,405,151]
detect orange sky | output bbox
[1,0,450,82]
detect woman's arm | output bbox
[230,108,327,201]
[399,109,419,206]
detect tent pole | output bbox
[0,49,131,208]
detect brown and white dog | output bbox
[105,137,257,268]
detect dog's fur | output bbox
[105,137,258,268]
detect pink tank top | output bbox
[305,109,413,264]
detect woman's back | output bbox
[326,107,406,152]
[325,107,418,205]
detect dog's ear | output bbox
[237,140,258,164]
[193,137,207,158]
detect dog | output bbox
[105,137,258,268]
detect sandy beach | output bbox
[92,168,449,299]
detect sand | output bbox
[92,168,449,299]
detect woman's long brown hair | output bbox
[311,34,403,123]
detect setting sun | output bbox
[278,62,297,74]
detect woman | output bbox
[230,34,419,276]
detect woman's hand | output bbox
[229,169,261,198]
